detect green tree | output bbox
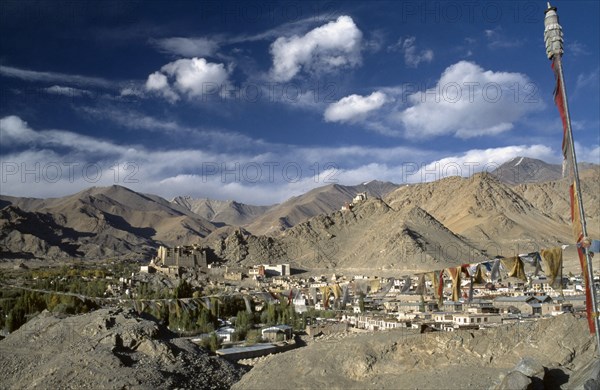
[358,292,365,313]
[208,332,221,352]
[6,305,26,332]
[174,280,193,299]
[266,303,278,325]
[196,308,215,333]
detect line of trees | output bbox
[0,288,99,333]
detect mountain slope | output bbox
[512,166,600,238]
[491,156,599,185]
[0,185,215,259]
[171,196,271,226]
[245,180,399,235]
[491,157,563,184]
[385,173,572,257]
[204,198,485,272]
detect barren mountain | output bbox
[491,157,563,184]
[203,198,485,272]
[385,173,573,257]
[512,166,600,239]
[491,156,598,185]
[0,185,215,260]
[244,180,399,235]
[171,196,271,226]
[1,164,598,269]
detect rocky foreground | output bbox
[0,308,246,389]
[234,314,599,390]
[0,308,598,389]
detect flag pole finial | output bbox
[544,3,563,59]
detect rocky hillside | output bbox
[490,156,598,185]
[202,198,485,272]
[244,180,399,235]
[171,196,271,227]
[491,157,563,184]
[512,167,600,240]
[1,165,598,270]
[0,307,246,389]
[0,185,215,260]
[385,173,574,257]
[234,314,597,390]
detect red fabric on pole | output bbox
[553,58,594,333]
[552,59,570,163]
[578,246,596,333]
[437,271,444,299]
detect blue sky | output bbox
[1,0,598,205]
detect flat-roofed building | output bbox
[157,245,208,269]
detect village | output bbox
[98,240,597,361]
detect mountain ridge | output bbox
[1,161,598,270]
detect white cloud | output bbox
[151,37,219,57]
[145,71,179,102]
[79,107,181,133]
[392,37,433,68]
[162,58,229,96]
[0,65,115,89]
[324,91,389,123]
[484,27,524,49]
[0,115,128,155]
[3,115,581,205]
[44,85,93,97]
[575,142,600,164]
[0,116,38,145]
[414,145,557,182]
[145,57,230,101]
[394,61,544,139]
[269,15,362,82]
[229,14,337,44]
[566,41,590,57]
[574,68,599,96]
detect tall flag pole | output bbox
[544,3,600,348]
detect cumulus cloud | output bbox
[269,15,363,82]
[151,37,219,57]
[394,61,544,139]
[145,57,230,102]
[145,71,179,102]
[0,115,38,145]
[324,91,389,123]
[389,37,433,68]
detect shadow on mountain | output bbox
[0,250,36,260]
[102,212,156,239]
[0,206,92,257]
